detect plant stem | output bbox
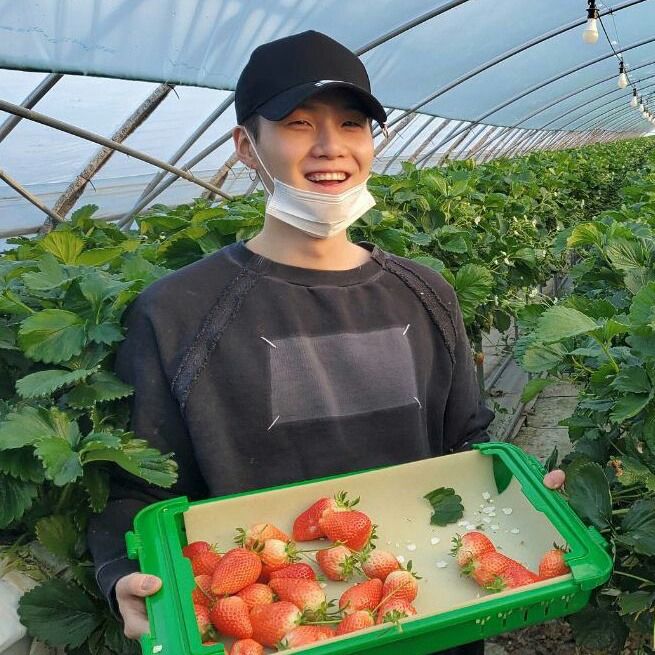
[613,570,655,586]
[55,485,74,514]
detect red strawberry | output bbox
[281,625,335,648]
[194,604,215,641]
[464,551,516,589]
[183,540,211,559]
[209,596,253,639]
[250,601,302,648]
[361,549,400,581]
[316,545,358,581]
[339,578,383,615]
[236,523,290,549]
[229,639,264,655]
[269,562,316,580]
[538,545,570,579]
[268,578,326,612]
[237,583,274,610]
[211,548,262,595]
[376,598,417,624]
[191,550,222,577]
[381,564,420,603]
[319,509,373,551]
[451,531,496,567]
[336,609,375,636]
[485,561,539,592]
[256,538,299,570]
[191,574,214,607]
[292,497,336,541]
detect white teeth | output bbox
[307,172,347,181]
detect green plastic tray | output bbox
[125,442,612,655]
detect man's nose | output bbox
[311,124,347,159]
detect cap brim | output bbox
[255,81,387,126]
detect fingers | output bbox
[115,573,162,640]
[543,469,566,490]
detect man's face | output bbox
[238,88,374,195]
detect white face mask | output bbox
[243,128,376,239]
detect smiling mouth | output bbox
[305,171,351,187]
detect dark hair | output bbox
[242,113,260,142]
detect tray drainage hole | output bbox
[544,603,551,616]
[523,609,529,622]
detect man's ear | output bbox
[233,126,258,169]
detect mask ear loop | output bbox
[241,126,275,195]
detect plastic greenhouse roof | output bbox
[1,0,655,236]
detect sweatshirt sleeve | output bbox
[87,295,209,618]
[442,299,495,453]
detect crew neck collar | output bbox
[228,240,385,287]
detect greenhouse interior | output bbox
[1,1,655,654]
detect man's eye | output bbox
[344,120,365,127]
[289,120,310,126]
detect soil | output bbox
[487,619,577,654]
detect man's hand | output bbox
[115,572,162,639]
[543,469,566,490]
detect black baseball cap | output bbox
[235,30,387,128]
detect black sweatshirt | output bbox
[87,240,494,653]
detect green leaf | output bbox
[34,437,83,486]
[70,204,99,222]
[629,282,655,326]
[16,368,95,399]
[566,222,606,249]
[520,377,555,403]
[522,342,567,373]
[39,231,85,264]
[374,228,407,256]
[0,447,45,482]
[610,393,651,423]
[565,460,612,530]
[411,255,445,273]
[0,406,79,450]
[81,435,177,488]
[18,579,103,648]
[569,606,628,654]
[76,247,123,267]
[618,591,654,616]
[616,499,655,556]
[82,465,110,512]
[65,371,133,408]
[611,456,655,491]
[36,514,79,560]
[492,454,514,494]
[610,367,651,394]
[536,306,598,344]
[423,487,464,526]
[87,322,123,346]
[454,264,493,324]
[18,309,87,364]
[22,254,72,291]
[78,271,132,313]
[407,232,432,247]
[0,474,38,528]
[544,446,559,472]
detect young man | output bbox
[88,30,564,654]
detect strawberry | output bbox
[211,547,262,595]
[381,563,420,603]
[235,523,290,549]
[191,574,214,607]
[281,625,335,648]
[375,598,417,624]
[316,545,358,581]
[451,531,496,567]
[292,497,336,541]
[268,578,326,612]
[237,583,274,610]
[269,562,316,580]
[361,549,400,581]
[194,603,215,641]
[538,545,570,579]
[464,551,519,589]
[229,639,264,655]
[183,540,211,559]
[256,538,299,570]
[191,549,222,577]
[485,561,539,592]
[209,596,253,639]
[319,497,373,551]
[339,578,383,615]
[250,601,302,648]
[336,609,375,636]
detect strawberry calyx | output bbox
[333,490,360,510]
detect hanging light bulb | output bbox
[630,89,638,107]
[639,99,645,112]
[583,1,599,43]
[617,61,628,88]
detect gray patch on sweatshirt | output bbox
[269,326,418,424]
